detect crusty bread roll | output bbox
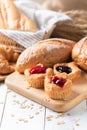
[72,37,87,71]
[0,0,38,31]
[16,38,75,73]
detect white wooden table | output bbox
[0,82,87,130]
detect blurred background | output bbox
[33,0,87,42]
[32,0,87,11]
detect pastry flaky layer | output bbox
[72,37,87,71]
[0,0,38,31]
[16,38,75,73]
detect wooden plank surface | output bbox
[5,71,87,112]
[1,88,45,130]
[0,83,7,127]
[0,83,87,130]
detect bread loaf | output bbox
[16,38,75,73]
[72,37,87,71]
[0,0,38,31]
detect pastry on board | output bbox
[72,37,87,71]
[44,68,72,100]
[16,38,75,73]
[53,62,81,81]
[24,64,47,88]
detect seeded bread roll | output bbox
[72,37,87,71]
[16,38,75,73]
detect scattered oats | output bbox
[55,114,60,118]
[13,99,20,104]
[72,128,75,130]
[11,114,15,117]
[7,89,11,93]
[30,104,34,106]
[23,100,28,104]
[46,115,53,121]
[55,113,64,118]
[73,118,80,123]
[58,113,65,117]
[19,118,28,123]
[76,123,79,126]
[39,109,42,112]
[27,105,30,108]
[35,112,39,115]
[57,121,65,125]
[20,104,27,109]
[13,94,16,97]
[67,113,71,116]
[39,106,43,109]
[30,107,33,110]
[29,116,34,119]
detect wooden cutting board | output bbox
[5,71,87,112]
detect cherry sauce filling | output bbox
[30,65,47,75]
[51,76,66,88]
[56,65,72,74]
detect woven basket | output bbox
[0,32,25,53]
[51,10,87,42]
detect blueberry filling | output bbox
[56,66,72,74]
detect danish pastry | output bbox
[72,37,87,71]
[44,68,72,100]
[53,62,81,81]
[16,38,75,73]
[24,64,47,88]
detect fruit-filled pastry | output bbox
[24,64,47,88]
[44,68,72,100]
[53,62,81,81]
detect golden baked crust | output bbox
[24,69,45,89]
[44,68,72,100]
[0,45,19,74]
[16,38,75,73]
[72,37,87,71]
[0,0,38,31]
[0,60,14,74]
[0,45,19,62]
[53,62,81,81]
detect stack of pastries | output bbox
[0,0,38,75]
[16,37,86,100]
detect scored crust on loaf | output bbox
[0,0,38,31]
[16,38,75,73]
[72,37,87,71]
